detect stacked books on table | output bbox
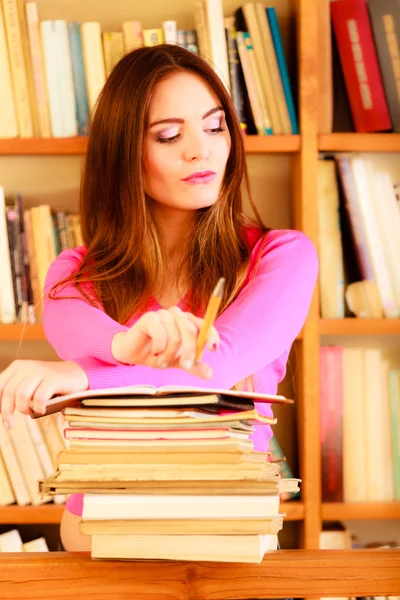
[38,384,300,563]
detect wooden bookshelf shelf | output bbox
[244,135,300,153]
[0,502,303,525]
[323,502,400,521]
[0,323,46,341]
[0,137,88,155]
[0,324,303,342]
[0,504,64,524]
[320,318,400,336]
[319,133,400,153]
[280,501,304,521]
[0,135,300,156]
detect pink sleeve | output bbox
[42,248,128,366]
[69,230,318,391]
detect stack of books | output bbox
[39,384,300,563]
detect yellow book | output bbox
[2,0,33,136]
[102,31,124,77]
[143,28,164,47]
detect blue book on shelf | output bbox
[68,22,90,135]
[266,7,298,134]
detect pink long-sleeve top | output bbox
[42,227,318,516]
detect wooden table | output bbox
[0,549,399,599]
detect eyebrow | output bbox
[149,106,224,128]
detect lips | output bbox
[182,171,217,184]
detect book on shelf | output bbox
[317,155,400,319]
[0,0,298,140]
[0,192,82,325]
[320,346,400,503]
[0,529,49,552]
[0,411,66,508]
[37,385,299,562]
[319,0,400,133]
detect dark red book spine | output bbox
[331,0,392,132]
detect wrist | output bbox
[63,360,89,390]
[111,331,129,364]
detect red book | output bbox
[331,0,391,132]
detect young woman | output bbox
[0,44,318,550]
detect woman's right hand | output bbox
[111,306,220,379]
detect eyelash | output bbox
[155,126,226,145]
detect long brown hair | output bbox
[50,45,267,368]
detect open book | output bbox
[32,384,293,418]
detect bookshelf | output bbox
[318,133,400,152]
[0,0,399,554]
[0,135,301,156]
[322,503,400,522]
[320,319,400,336]
[0,501,305,524]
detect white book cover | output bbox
[0,420,30,506]
[162,20,177,44]
[0,4,18,137]
[0,529,23,552]
[22,537,49,552]
[81,21,106,113]
[0,186,16,323]
[204,0,230,90]
[83,493,280,520]
[350,157,398,318]
[41,20,77,137]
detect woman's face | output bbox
[144,71,231,214]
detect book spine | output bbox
[122,20,143,52]
[41,20,78,137]
[255,3,291,134]
[330,0,392,132]
[367,0,400,131]
[266,7,298,134]
[224,17,247,131]
[143,29,164,46]
[81,21,106,114]
[6,206,22,320]
[0,186,16,323]
[205,0,231,91]
[317,160,345,318]
[162,20,177,44]
[25,2,52,137]
[2,0,33,137]
[389,370,400,500]
[0,2,18,137]
[102,31,124,77]
[320,346,344,502]
[335,155,375,281]
[68,22,90,135]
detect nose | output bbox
[183,132,210,162]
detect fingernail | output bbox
[212,343,218,351]
[159,361,169,369]
[183,359,193,370]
